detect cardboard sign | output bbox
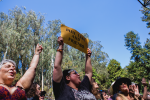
[61,24,89,54]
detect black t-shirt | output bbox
[53,75,96,100]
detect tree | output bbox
[107,59,124,88]
[141,5,150,28]
[124,31,150,92]
[0,6,110,98]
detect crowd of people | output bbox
[0,36,150,100]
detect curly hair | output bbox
[91,78,101,100]
[26,82,39,98]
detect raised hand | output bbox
[57,36,64,46]
[129,85,134,94]
[133,85,140,97]
[35,44,43,55]
[141,78,147,86]
[87,48,92,57]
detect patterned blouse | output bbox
[0,86,27,100]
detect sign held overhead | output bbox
[61,24,89,54]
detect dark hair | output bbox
[26,82,39,98]
[63,69,73,84]
[113,77,131,94]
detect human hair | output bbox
[0,59,16,69]
[91,78,101,99]
[26,82,39,98]
[63,69,73,84]
[117,93,128,100]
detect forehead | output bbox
[3,62,15,66]
[70,71,76,74]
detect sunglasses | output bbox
[119,81,128,85]
[68,69,78,75]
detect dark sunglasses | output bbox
[119,81,128,85]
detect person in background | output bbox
[101,90,109,100]
[112,77,131,100]
[142,78,150,100]
[91,78,101,100]
[108,81,115,100]
[26,82,46,100]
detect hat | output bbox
[109,81,115,95]
[113,77,131,94]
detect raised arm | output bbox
[142,78,148,100]
[53,36,63,83]
[85,48,92,82]
[16,44,43,90]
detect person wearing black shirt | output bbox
[53,36,96,100]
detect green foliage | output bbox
[0,6,109,98]
[107,59,125,88]
[124,31,150,91]
[141,5,150,28]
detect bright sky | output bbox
[0,0,149,68]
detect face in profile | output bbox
[93,82,99,89]
[68,71,81,86]
[36,84,41,97]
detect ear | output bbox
[66,76,70,81]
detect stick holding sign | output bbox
[61,24,89,54]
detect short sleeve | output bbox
[80,75,92,91]
[53,77,67,99]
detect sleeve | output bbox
[80,75,92,91]
[53,77,66,98]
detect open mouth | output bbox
[9,72,14,76]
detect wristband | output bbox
[57,49,63,52]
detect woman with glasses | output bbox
[112,77,132,100]
[53,36,96,100]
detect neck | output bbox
[0,79,12,87]
[121,91,130,99]
[67,82,78,90]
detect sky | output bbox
[0,0,149,68]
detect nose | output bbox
[10,65,15,70]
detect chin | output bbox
[8,76,15,81]
[121,89,128,92]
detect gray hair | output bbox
[0,59,16,69]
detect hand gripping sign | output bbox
[61,24,89,54]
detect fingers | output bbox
[58,36,63,42]
[58,36,64,45]
[142,78,146,82]
[39,45,43,50]
[87,48,91,53]
[87,48,92,56]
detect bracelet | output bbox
[34,53,39,55]
[57,49,63,52]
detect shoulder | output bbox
[116,96,123,100]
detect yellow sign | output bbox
[61,24,89,54]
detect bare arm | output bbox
[142,78,148,100]
[85,48,92,83]
[53,36,63,83]
[16,44,43,90]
